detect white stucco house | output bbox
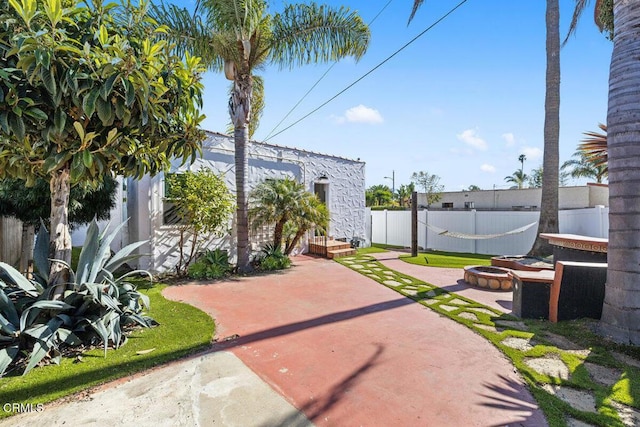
[119,131,367,272]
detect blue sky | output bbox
[194,0,612,191]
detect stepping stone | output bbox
[584,362,622,387]
[372,268,383,271]
[360,269,372,273]
[501,337,535,352]
[494,320,529,331]
[401,278,413,284]
[420,290,437,298]
[458,312,479,322]
[402,288,420,296]
[610,401,640,427]
[342,257,355,261]
[423,299,439,306]
[541,332,583,351]
[351,264,363,269]
[566,417,597,427]
[439,304,459,312]
[525,356,570,380]
[367,274,379,280]
[474,323,498,333]
[383,271,395,276]
[366,263,378,268]
[383,280,402,287]
[342,260,354,264]
[468,307,497,316]
[448,298,471,306]
[611,351,640,369]
[541,384,596,413]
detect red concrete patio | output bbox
[164,253,546,426]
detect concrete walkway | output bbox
[1,253,546,426]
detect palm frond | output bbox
[269,3,370,69]
[408,0,426,24]
[563,0,590,46]
[579,123,607,169]
[150,1,224,70]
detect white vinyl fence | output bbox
[370,206,609,255]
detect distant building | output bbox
[418,183,608,211]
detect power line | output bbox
[262,0,395,141]
[263,0,469,142]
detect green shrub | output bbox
[255,244,291,271]
[0,220,155,377]
[187,249,231,280]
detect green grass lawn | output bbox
[356,246,388,255]
[0,285,214,418]
[400,250,493,268]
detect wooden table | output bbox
[540,233,607,263]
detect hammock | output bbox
[424,221,538,240]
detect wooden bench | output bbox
[549,261,607,323]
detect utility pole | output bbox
[384,170,395,194]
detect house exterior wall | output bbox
[420,183,609,210]
[130,132,367,273]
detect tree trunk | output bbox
[529,0,560,257]
[285,227,307,255]
[273,217,287,249]
[48,166,72,298]
[18,222,35,275]
[230,66,253,273]
[599,0,640,344]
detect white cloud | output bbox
[502,133,516,146]
[480,164,496,173]
[333,104,383,124]
[456,129,488,150]
[522,146,543,160]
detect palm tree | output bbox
[284,194,330,255]
[396,183,415,207]
[365,185,393,207]
[504,170,529,189]
[249,178,306,249]
[518,154,527,176]
[561,149,608,183]
[153,1,370,272]
[599,3,640,344]
[579,123,608,172]
[409,1,560,256]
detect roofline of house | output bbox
[204,130,365,164]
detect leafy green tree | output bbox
[527,165,569,188]
[365,185,393,207]
[0,176,118,272]
[152,0,370,272]
[396,183,415,207]
[411,171,444,208]
[0,0,205,295]
[165,169,235,275]
[467,185,481,191]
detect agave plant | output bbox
[0,220,156,376]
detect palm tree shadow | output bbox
[257,344,385,427]
[480,373,545,427]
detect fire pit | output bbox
[463,265,513,291]
[491,255,553,271]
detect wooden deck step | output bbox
[327,248,356,259]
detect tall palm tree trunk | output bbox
[599,0,640,344]
[530,0,560,257]
[49,166,72,298]
[230,67,253,273]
